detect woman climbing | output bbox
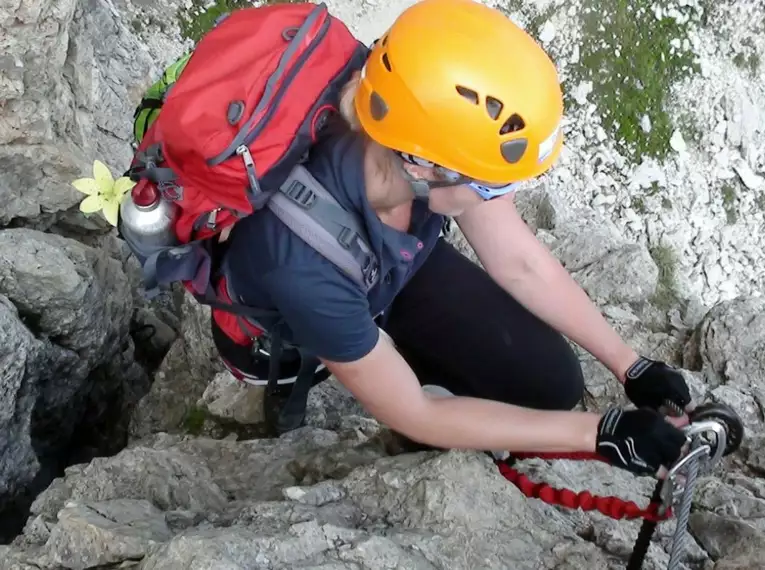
[208,0,693,478]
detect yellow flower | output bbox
[71,160,135,227]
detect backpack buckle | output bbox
[337,227,356,249]
[283,180,316,208]
[361,253,379,287]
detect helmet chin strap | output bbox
[399,165,431,201]
[397,155,466,201]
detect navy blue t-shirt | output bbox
[222,121,445,362]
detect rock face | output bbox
[0,229,149,541]
[0,0,186,540]
[0,0,186,230]
[2,0,765,567]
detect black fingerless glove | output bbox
[624,356,692,413]
[596,407,687,476]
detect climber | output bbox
[203,0,695,479]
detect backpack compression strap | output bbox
[267,165,380,292]
[218,166,380,436]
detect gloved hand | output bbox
[623,356,692,414]
[596,407,688,476]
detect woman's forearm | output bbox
[491,247,637,382]
[330,335,601,454]
[456,198,638,382]
[407,395,600,452]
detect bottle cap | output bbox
[132,182,159,208]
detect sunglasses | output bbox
[398,152,521,200]
[435,166,522,200]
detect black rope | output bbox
[626,480,665,569]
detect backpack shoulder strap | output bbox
[267,165,380,292]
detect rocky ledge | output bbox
[3,187,765,569]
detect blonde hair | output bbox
[338,72,399,191]
[338,71,363,131]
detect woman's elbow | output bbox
[372,398,434,443]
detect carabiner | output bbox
[682,419,728,468]
[659,443,711,507]
[658,405,740,509]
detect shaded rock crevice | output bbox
[0,228,156,543]
[1,0,187,542]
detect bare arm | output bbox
[323,332,601,452]
[454,194,638,382]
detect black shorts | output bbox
[383,238,584,411]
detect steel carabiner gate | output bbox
[626,402,744,570]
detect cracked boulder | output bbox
[684,296,765,435]
[0,0,186,230]
[0,228,148,541]
[46,499,172,568]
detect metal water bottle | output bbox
[119,182,179,260]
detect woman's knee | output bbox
[546,338,585,410]
[542,333,584,410]
[492,332,585,411]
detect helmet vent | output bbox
[370,91,389,121]
[500,139,528,164]
[455,85,479,105]
[485,96,503,120]
[500,113,525,135]
[382,53,392,72]
[382,35,388,46]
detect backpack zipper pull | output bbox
[237,145,262,195]
[207,208,220,230]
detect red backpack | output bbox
[121,2,380,319]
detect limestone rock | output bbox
[0,228,148,540]
[572,244,659,305]
[28,445,228,522]
[550,212,628,272]
[199,371,265,426]
[0,0,186,228]
[689,512,765,565]
[3,433,621,570]
[684,296,765,392]
[46,499,172,569]
[129,290,223,440]
[684,297,765,434]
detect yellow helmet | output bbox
[354,0,564,184]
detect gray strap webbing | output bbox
[134,144,177,184]
[267,165,380,292]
